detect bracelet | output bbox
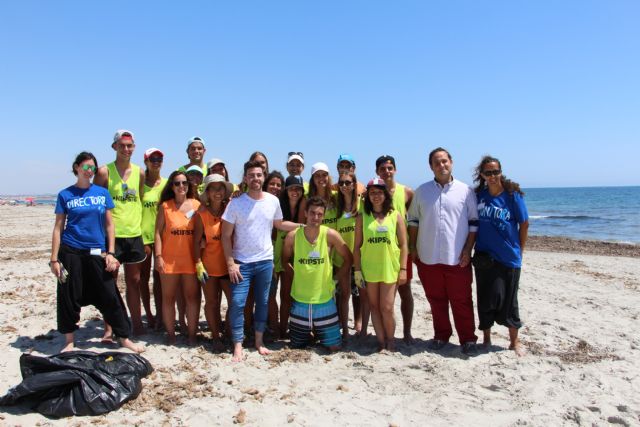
[106,252,116,257]
[48,260,59,267]
[400,268,407,271]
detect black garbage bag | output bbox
[0,351,153,417]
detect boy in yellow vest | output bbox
[282,197,352,351]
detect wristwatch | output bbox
[106,252,116,257]
[48,260,59,267]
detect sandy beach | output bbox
[0,204,639,426]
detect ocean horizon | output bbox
[2,185,639,244]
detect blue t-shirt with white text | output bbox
[475,189,528,268]
[54,184,115,251]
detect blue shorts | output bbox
[289,299,342,349]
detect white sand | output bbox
[0,205,639,426]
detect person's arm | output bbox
[460,188,479,267]
[138,167,145,200]
[404,186,414,212]
[406,191,420,262]
[353,214,365,287]
[193,214,204,264]
[281,230,296,270]
[273,220,301,232]
[519,220,529,254]
[104,210,119,272]
[222,219,242,284]
[50,213,66,279]
[94,165,108,188]
[328,228,352,275]
[296,198,307,223]
[396,214,408,285]
[154,204,166,273]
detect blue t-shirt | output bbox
[475,189,529,268]
[54,184,115,251]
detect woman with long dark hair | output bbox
[473,155,529,356]
[154,170,201,345]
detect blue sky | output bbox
[1,1,638,195]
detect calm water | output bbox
[5,187,640,244]
[524,186,640,244]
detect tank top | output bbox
[333,198,360,268]
[291,226,334,304]
[198,209,228,277]
[361,210,400,284]
[273,229,288,273]
[320,191,338,230]
[107,162,142,238]
[160,199,201,274]
[141,177,167,245]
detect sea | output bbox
[2,186,639,244]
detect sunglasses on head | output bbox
[173,180,189,187]
[81,164,96,172]
[288,151,304,158]
[338,180,353,187]
[482,169,502,177]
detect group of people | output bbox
[49,129,529,360]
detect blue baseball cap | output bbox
[337,154,355,166]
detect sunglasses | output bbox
[81,164,96,172]
[173,181,189,187]
[288,151,304,159]
[148,157,163,163]
[338,180,353,187]
[482,169,502,177]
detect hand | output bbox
[50,261,62,280]
[155,256,165,274]
[196,261,209,284]
[228,262,243,284]
[105,254,119,272]
[354,270,365,288]
[397,269,407,286]
[459,250,471,268]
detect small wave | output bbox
[530,215,602,221]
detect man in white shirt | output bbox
[222,160,301,362]
[407,147,479,355]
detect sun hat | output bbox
[285,175,304,188]
[200,174,233,203]
[311,162,330,175]
[144,148,164,160]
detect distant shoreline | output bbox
[527,235,640,258]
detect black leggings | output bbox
[57,245,131,337]
[474,262,522,330]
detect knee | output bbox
[381,302,394,315]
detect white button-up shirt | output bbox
[407,178,478,266]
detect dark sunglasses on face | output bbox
[338,180,353,187]
[482,169,502,177]
[173,180,189,187]
[148,157,163,163]
[81,164,96,172]
[288,151,304,158]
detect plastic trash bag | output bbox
[0,350,153,417]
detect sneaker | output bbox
[427,339,447,350]
[461,341,478,356]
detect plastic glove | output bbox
[354,270,365,288]
[196,261,209,284]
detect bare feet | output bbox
[232,343,244,362]
[510,341,526,357]
[61,341,76,353]
[386,339,397,352]
[482,338,492,348]
[403,333,415,345]
[165,333,176,345]
[120,338,145,353]
[187,335,198,346]
[342,329,349,340]
[256,345,271,356]
[377,341,385,352]
[147,316,156,330]
[101,328,115,344]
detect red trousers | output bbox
[416,259,477,344]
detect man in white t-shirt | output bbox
[222,160,301,362]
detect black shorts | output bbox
[115,237,146,264]
[474,260,522,330]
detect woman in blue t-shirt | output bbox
[473,155,529,356]
[50,152,144,354]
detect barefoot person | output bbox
[473,156,529,356]
[94,130,146,337]
[140,148,167,330]
[376,155,415,344]
[407,147,479,355]
[282,197,352,352]
[50,152,143,353]
[354,177,408,351]
[193,174,233,347]
[154,171,201,345]
[264,171,286,335]
[221,160,301,362]
[308,162,338,229]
